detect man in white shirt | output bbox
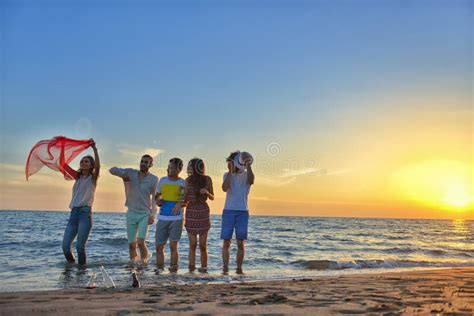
[221,151,255,274]
[110,155,158,264]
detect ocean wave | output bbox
[254,257,286,264]
[426,249,448,256]
[349,232,372,237]
[274,228,295,232]
[457,252,474,258]
[96,237,129,246]
[311,246,417,253]
[1,240,59,248]
[91,228,116,234]
[384,235,410,240]
[385,247,417,254]
[292,259,474,270]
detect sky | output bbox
[0,0,472,219]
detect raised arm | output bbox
[246,163,255,185]
[60,144,78,180]
[90,139,100,184]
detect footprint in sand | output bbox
[248,293,288,305]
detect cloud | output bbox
[325,168,353,176]
[278,167,353,178]
[252,196,271,201]
[0,163,69,188]
[0,163,24,173]
[256,166,353,187]
[279,167,322,178]
[250,197,385,207]
[117,145,165,159]
[257,176,297,187]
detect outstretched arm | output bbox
[109,167,126,179]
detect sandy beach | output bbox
[0,267,473,315]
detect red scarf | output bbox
[26,136,92,180]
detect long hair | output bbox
[187,158,207,195]
[77,155,95,179]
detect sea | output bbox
[0,210,473,292]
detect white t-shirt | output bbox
[69,175,96,209]
[223,171,251,211]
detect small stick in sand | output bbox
[132,270,140,288]
[100,266,116,288]
[86,272,97,289]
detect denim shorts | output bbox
[220,210,249,240]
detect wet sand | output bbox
[1,267,473,315]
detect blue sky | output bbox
[1,0,472,217]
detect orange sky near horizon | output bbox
[1,107,472,220]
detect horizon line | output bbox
[1,209,471,221]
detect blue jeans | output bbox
[62,206,93,265]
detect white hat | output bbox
[233,153,245,170]
[239,151,254,166]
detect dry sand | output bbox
[1,267,473,315]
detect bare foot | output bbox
[141,253,151,266]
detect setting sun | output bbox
[391,160,473,212]
[442,184,472,209]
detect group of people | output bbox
[61,139,255,275]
